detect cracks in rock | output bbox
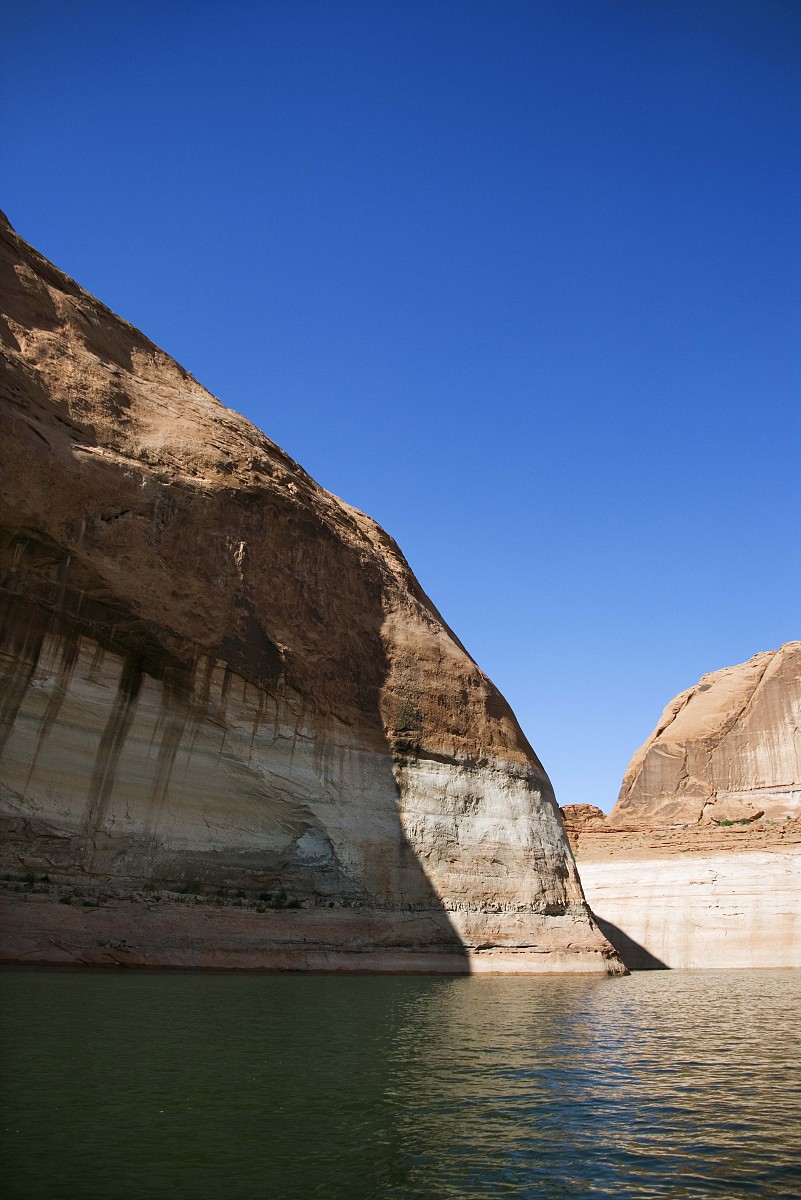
[711,654,776,762]
[623,653,779,814]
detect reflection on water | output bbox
[1,969,799,1199]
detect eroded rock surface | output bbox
[0,215,621,973]
[570,647,801,969]
[612,643,801,829]
[559,804,609,835]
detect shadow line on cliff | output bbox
[593,916,669,971]
[0,534,473,972]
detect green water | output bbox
[1,969,799,1199]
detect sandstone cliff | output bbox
[0,215,621,972]
[573,821,801,970]
[561,646,801,970]
[611,643,801,828]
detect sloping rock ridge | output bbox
[0,215,621,973]
[611,643,801,829]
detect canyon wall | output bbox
[0,215,621,973]
[563,645,801,969]
[572,824,801,970]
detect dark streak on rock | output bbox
[0,595,45,755]
[23,634,80,789]
[145,666,190,832]
[82,655,142,845]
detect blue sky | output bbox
[3,1,799,810]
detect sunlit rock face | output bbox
[570,646,801,970]
[611,643,801,829]
[578,842,801,970]
[559,804,609,835]
[0,215,621,973]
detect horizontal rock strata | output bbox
[0,215,622,973]
[561,645,801,969]
[0,889,615,974]
[571,823,801,970]
[559,804,609,835]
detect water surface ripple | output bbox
[1,969,798,1198]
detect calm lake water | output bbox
[1,968,799,1199]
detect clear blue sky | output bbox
[3,1,799,810]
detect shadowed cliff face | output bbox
[0,215,622,972]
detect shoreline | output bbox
[0,890,624,975]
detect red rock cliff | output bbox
[0,216,621,972]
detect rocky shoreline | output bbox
[0,872,621,974]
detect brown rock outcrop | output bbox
[0,215,622,973]
[611,643,801,829]
[559,804,609,836]
[574,646,801,969]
